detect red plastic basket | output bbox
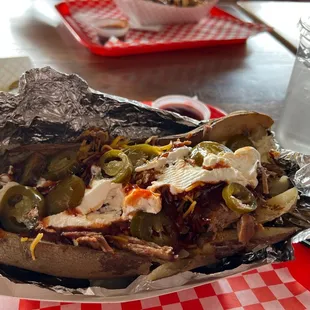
[55,0,268,56]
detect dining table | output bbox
[1,0,296,121]
[237,1,310,53]
[1,0,309,309]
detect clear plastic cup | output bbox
[276,16,310,154]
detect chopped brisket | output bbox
[237,214,256,244]
[106,235,176,261]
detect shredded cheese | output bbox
[156,142,173,152]
[145,136,157,144]
[30,233,43,261]
[110,136,122,148]
[111,235,129,243]
[183,200,197,218]
[20,237,29,242]
[178,195,195,214]
[110,136,129,149]
[184,195,194,203]
[257,223,265,232]
[185,181,205,192]
[72,239,79,246]
[177,199,187,212]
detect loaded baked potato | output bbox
[0,111,299,281]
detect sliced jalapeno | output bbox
[190,141,232,166]
[124,144,161,167]
[45,150,79,181]
[20,153,46,186]
[225,135,254,152]
[46,175,85,215]
[0,185,45,233]
[130,211,177,246]
[222,182,257,214]
[100,150,133,184]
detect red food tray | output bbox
[55,0,268,57]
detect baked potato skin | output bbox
[0,111,296,281]
[157,111,274,146]
[0,231,151,279]
[0,227,296,281]
[206,111,274,142]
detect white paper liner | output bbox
[0,260,270,302]
[114,0,218,26]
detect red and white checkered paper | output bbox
[60,0,268,54]
[5,264,310,310]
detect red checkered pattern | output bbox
[7,264,310,309]
[64,0,268,50]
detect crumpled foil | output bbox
[0,67,310,300]
[276,148,310,240]
[0,67,199,147]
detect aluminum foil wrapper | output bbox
[0,67,199,148]
[0,67,309,300]
[277,148,310,240]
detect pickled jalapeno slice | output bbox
[100,150,133,184]
[0,185,45,233]
[46,175,85,215]
[222,182,257,214]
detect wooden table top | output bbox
[237,1,309,52]
[1,0,295,121]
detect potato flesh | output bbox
[205,111,274,143]
[149,227,297,280]
[0,231,151,279]
[255,187,298,224]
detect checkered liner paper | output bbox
[5,264,310,310]
[65,0,268,50]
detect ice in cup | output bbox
[276,16,310,154]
